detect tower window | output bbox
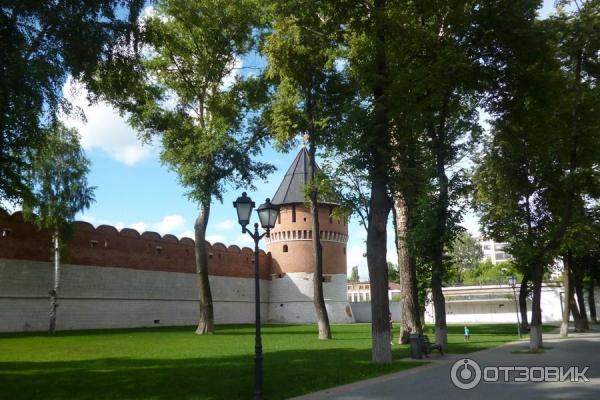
[292,204,296,223]
[329,206,334,223]
[277,211,281,224]
[283,244,288,253]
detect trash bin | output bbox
[409,333,422,359]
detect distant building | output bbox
[480,239,513,264]
[423,283,564,324]
[347,282,401,302]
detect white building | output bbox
[424,283,564,324]
[480,239,513,264]
[347,282,401,302]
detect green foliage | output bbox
[321,152,371,230]
[387,262,399,284]
[105,0,274,204]
[261,0,347,148]
[449,232,484,272]
[22,122,95,239]
[0,0,142,205]
[473,0,600,275]
[460,260,522,286]
[349,266,360,282]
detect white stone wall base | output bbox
[0,259,354,331]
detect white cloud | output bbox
[61,77,156,166]
[76,213,195,238]
[206,234,226,244]
[179,229,194,239]
[130,222,147,233]
[79,214,96,224]
[154,215,186,235]
[215,219,236,231]
[233,234,255,248]
[220,57,242,90]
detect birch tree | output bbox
[23,122,95,333]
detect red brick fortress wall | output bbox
[0,210,271,280]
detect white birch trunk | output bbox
[49,231,60,333]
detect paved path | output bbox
[293,326,600,400]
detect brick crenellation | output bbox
[0,210,271,279]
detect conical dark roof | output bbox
[271,147,338,206]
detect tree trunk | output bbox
[430,136,449,350]
[561,254,584,332]
[560,254,571,337]
[394,192,421,344]
[431,264,447,350]
[308,139,331,340]
[588,277,597,324]
[195,200,214,334]
[519,272,529,331]
[573,259,589,330]
[365,0,392,365]
[367,176,392,364]
[529,263,544,351]
[49,230,60,333]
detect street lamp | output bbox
[508,276,522,338]
[233,192,278,400]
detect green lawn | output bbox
[0,323,539,399]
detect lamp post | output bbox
[508,276,522,338]
[233,192,279,400]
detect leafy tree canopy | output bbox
[0,0,143,205]
[22,122,95,238]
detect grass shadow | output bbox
[0,348,422,400]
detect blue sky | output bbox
[47,1,558,281]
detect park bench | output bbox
[421,334,443,357]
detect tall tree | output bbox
[104,0,273,334]
[261,0,349,340]
[0,0,142,205]
[359,0,394,364]
[393,191,422,343]
[390,134,425,343]
[389,0,483,350]
[349,266,360,282]
[22,122,95,333]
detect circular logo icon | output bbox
[450,358,482,390]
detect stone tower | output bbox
[265,147,354,323]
